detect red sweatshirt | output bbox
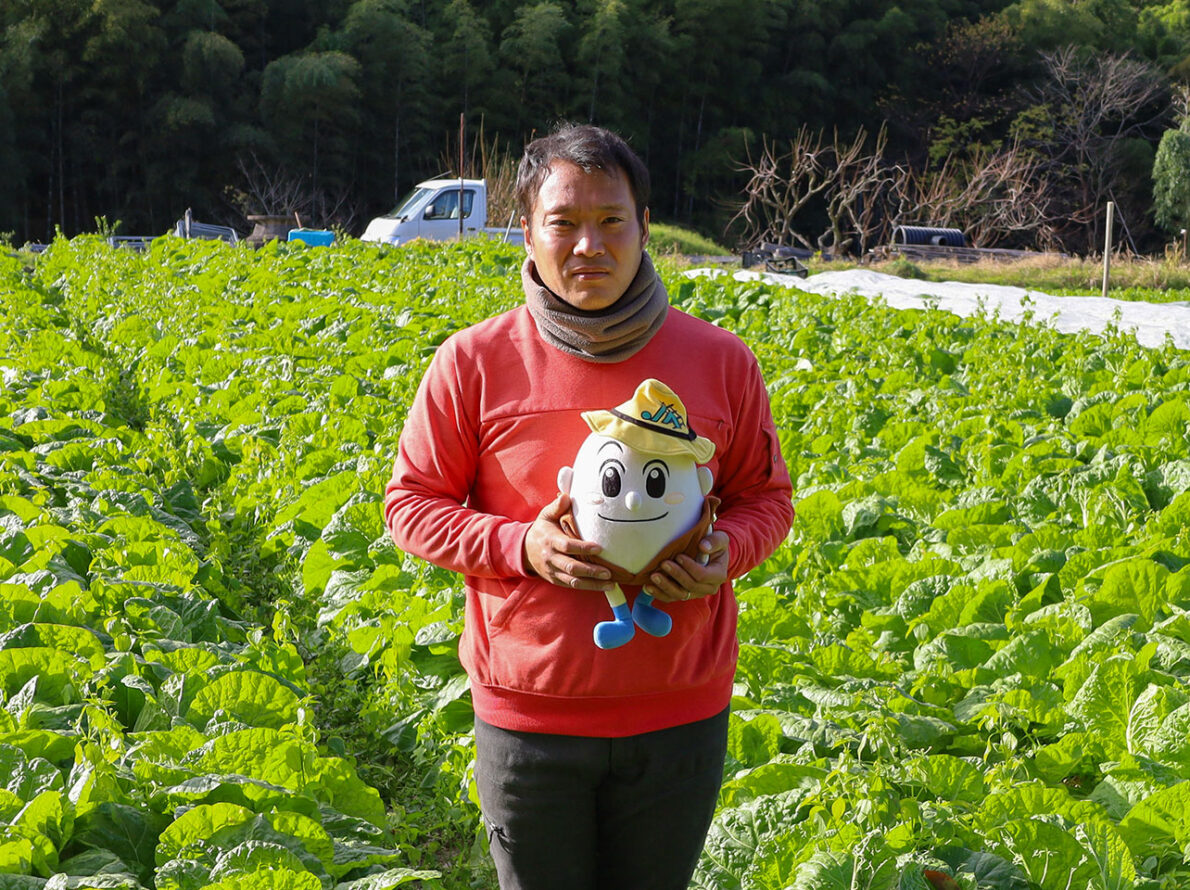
[385,304,794,737]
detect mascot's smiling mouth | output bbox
[598,512,669,523]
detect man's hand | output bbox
[524,492,613,591]
[645,530,730,603]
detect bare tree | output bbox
[887,155,959,235]
[965,145,1060,249]
[227,153,314,221]
[730,126,897,255]
[888,141,1059,249]
[729,126,832,251]
[820,125,894,256]
[224,152,363,232]
[731,127,1061,256]
[1026,47,1169,249]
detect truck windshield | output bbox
[383,188,430,219]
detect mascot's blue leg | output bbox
[632,592,672,637]
[594,603,635,649]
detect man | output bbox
[385,123,793,890]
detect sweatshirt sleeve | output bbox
[384,340,532,581]
[710,350,795,580]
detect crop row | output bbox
[684,272,1190,888]
[0,239,467,889]
[2,236,1190,889]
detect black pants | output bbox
[474,708,729,890]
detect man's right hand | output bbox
[523,492,614,591]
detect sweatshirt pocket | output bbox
[483,580,614,695]
[486,578,535,635]
[474,580,731,701]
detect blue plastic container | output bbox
[288,228,335,246]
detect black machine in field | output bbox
[740,242,810,277]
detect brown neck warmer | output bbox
[523,252,669,363]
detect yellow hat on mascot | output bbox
[581,378,715,464]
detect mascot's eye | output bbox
[601,467,622,497]
[646,467,667,498]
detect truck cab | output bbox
[361,178,523,246]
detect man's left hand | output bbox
[645,530,729,603]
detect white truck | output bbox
[361,177,524,246]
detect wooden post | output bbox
[1101,202,1113,299]
[459,113,465,241]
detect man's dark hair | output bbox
[516,123,650,225]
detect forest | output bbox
[5,0,1190,254]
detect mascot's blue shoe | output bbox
[632,592,672,637]
[594,603,636,649]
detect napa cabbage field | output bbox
[1,235,1189,890]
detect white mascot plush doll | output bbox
[557,379,718,649]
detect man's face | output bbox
[522,161,649,311]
